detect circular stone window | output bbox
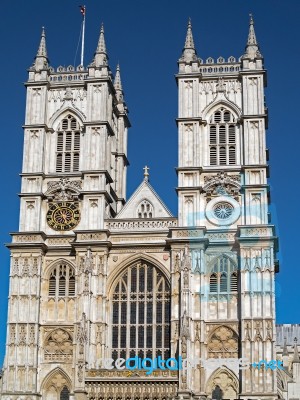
[213,202,234,219]
[205,196,240,226]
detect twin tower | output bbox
[1,16,279,400]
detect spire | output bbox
[93,23,108,67]
[243,14,262,59]
[33,27,49,71]
[185,18,195,49]
[247,14,257,45]
[37,27,47,58]
[293,337,300,363]
[180,18,197,63]
[114,64,124,102]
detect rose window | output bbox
[213,202,234,220]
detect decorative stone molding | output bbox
[48,237,74,245]
[113,236,165,242]
[106,219,177,231]
[11,256,40,277]
[77,232,106,241]
[206,232,236,241]
[176,230,204,238]
[13,234,44,243]
[44,328,73,361]
[207,326,238,358]
[203,172,241,202]
[45,177,82,201]
[240,227,272,237]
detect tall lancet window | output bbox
[209,256,238,294]
[209,108,236,166]
[56,114,80,173]
[48,263,76,298]
[111,262,170,362]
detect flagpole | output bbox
[80,6,86,66]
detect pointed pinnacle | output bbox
[114,63,123,91]
[37,26,48,58]
[247,13,257,45]
[92,22,109,67]
[184,18,195,50]
[180,18,197,63]
[243,13,262,60]
[96,23,107,54]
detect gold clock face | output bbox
[47,202,80,231]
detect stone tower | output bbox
[172,16,278,399]
[1,24,130,399]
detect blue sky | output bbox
[0,0,299,365]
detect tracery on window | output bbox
[209,256,237,293]
[48,263,76,298]
[111,262,170,361]
[56,114,80,173]
[137,200,154,218]
[44,329,73,361]
[208,326,238,358]
[209,108,236,166]
[43,370,71,400]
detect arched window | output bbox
[111,262,170,361]
[208,326,238,358]
[209,108,237,166]
[42,371,71,400]
[56,114,80,173]
[48,263,76,298]
[209,256,237,294]
[137,200,154,218]
[44,329,73,361]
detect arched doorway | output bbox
[206,368,238,400]
[42,369,71,400]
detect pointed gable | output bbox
[116,180,173,219]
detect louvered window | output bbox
[220,273,228,292]
[56,115,81,173]
[209,108,237,166]
[210,273,218,292]
[111,262,170,361]
[49,276,56,296]
[230,272,238,292]
[48,263,76,298]
[209,256,238,294]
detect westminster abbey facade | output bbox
[1,15,292,400]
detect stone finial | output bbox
[243,14,262,60]
[143,166,150,181]
[180,18,198,63]
[33,27,49,71]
